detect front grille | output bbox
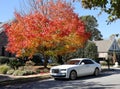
[52,69,59,73]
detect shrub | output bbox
[36,69,41,73]
[30,53,44,65]
[23,70,35,75]
[12,69,35,76]
[0,56,9,64]
[25,60,35,66]
[43,68,49,73]
[0,65,10,74]
[12,70,25,76]
[18,66,25,70]
[39,68,49,73]
[7,69,15,75]
[8,58,24,69]
[39,69,44,73]
[9,57,16,60]
[100,61,107,66]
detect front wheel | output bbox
[69,70,77,80]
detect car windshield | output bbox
[66,60,80,65]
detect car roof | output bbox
[70,58,90,61]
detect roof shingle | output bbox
[94,40,114,52]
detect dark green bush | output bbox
[0,56,9,64]
[8,58,25,70]
[30,53,44,65]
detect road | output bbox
[1,69,120,89]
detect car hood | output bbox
[51,64,78,69]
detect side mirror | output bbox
[81,62,85,65]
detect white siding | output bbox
[98,53,108,58]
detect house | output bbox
[94,39,120,63]
[0,22,13,57]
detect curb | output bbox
[0,74,52,86]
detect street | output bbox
[1,69,120,89]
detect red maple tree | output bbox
[4,0,90,67]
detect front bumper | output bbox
[51,73,66,77]
[50,68,70,79]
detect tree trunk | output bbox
[43,55,48,68]
[57,55,64,64]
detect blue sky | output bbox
[0,0,120,39]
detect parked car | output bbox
[50,58,101,80]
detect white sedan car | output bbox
[50,58,101,80]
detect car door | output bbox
[77,63,86,76]
[77,59,96,76]
[77,60,88,76]
[85,59,96,74]
[80,60,90,76]
[81,59,95,75]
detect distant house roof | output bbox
[0,22,5,33]
[94,39,118,53]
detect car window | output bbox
[66,60,80,65]
[81,60,94,64]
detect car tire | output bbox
[69,70,77,80]
[94,68,99,76]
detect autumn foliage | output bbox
[4,0,90,58]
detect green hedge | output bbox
[8,58,25,70]
[0,56,9,64]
